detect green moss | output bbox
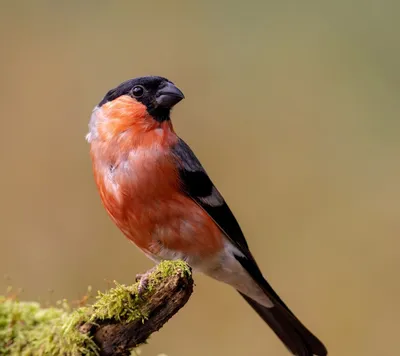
[0,260,190,355]
[90,281,144,323]
[147,260,191,290]
[0,296,98,355]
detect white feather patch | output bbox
[203,240,274,308]
[86,106,100,143]
[198,187,224,207]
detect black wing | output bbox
[172,137,250,252]
[172,137,296,307]
[172,138,328,356]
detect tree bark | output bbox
[79,263,193,356]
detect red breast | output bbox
[89,96,223,257]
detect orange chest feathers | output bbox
[90,125,179,233]
[88,97,224,257]
[90,131,223,258]
[88,97,179,232]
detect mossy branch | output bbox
[0,260,193,356]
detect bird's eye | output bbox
[131,85,144,98]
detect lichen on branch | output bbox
[0,260,193,356]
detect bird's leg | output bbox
[136,266,158,297]
[135,273,144,282]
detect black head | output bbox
[98,76,184,122]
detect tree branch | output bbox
[81,261,193,355]
[0,260,193,356]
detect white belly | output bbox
[143,237,274,308]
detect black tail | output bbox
[234,253,327,355]
[239,292,327,356]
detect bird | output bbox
[86,75,328,356]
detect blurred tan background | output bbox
[1,1,399,355]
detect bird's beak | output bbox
[155,82,185,108]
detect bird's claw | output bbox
[135,267,157,297]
